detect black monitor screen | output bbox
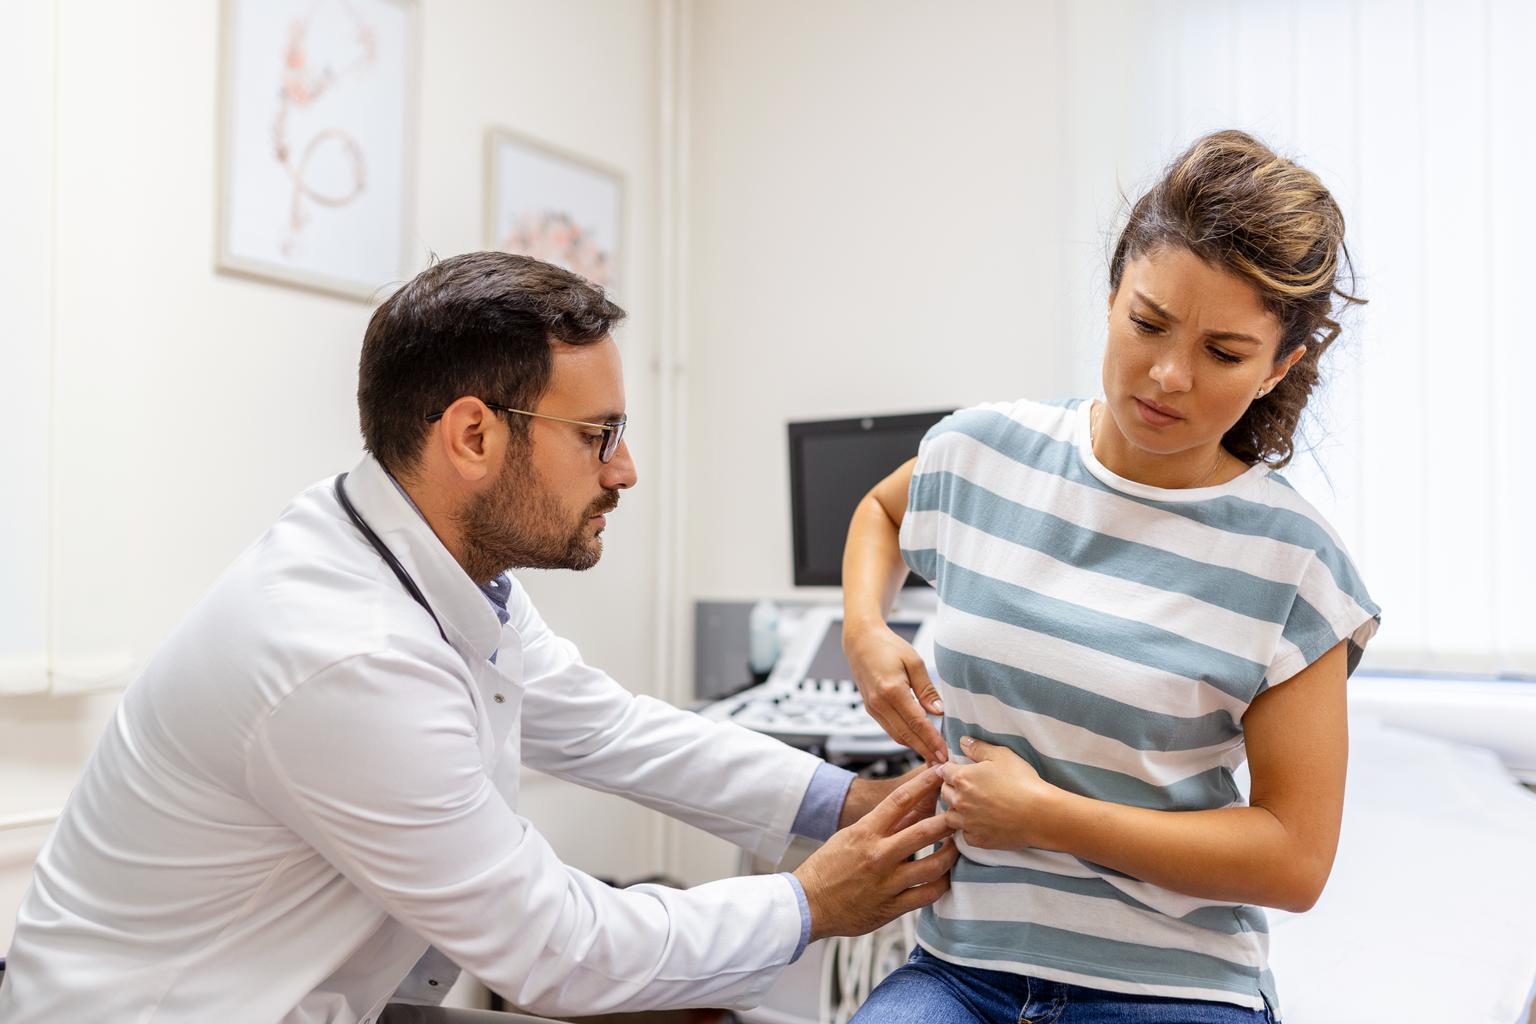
[804,619,922,679]
[788,410,951,587]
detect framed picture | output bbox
[217,0,417,301]
[484,128,624,292]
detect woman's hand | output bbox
[941,735,1063,850]
[843,618,948,764]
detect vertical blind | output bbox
[1058,0,1536,676]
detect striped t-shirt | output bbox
[899,398,1380,1014]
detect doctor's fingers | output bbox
[886,872,954,918]
[887,837,960,890]
[860,764,945,835]
[890,791,940,834]
[879,811,955,863]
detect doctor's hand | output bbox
[941,735,1061,851]
[794,764,958,942]
[837,761,934,830]
[843,619,948,765]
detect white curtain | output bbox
[0,1,55,694]
[1058,0,1536,676]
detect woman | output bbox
[841,131,1379,1023]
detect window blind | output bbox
[1059,0,1536,675]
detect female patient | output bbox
[842,131,1379,1023]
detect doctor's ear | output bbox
[429,397,501,483]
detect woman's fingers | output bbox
[865,681,938,760]
[888,684,947,763]
[906,655,945,716]
[863,701,927,761]
[849,629,948,762]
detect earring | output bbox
[1256,387,1267,398]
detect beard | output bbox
[454,449,620,582]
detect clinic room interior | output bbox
[2,2,1534,1023]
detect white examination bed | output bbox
[748,704,1536,1024]
[1260,715,1536,1024]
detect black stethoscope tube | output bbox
[334,472,449,644]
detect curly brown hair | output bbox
[1109,130,1365,467]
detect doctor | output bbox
[0,252,957,1023]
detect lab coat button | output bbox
[494,693,505,703]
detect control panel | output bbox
[697,605,937,760]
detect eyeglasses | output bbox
[425,403,628,463]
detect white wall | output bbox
[671,0,1074,883]
[0,1,54,699]
[682,0,1070,610]
[0,0,670,951]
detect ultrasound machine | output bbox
[690,410,953,1024]
[695,409,950,765]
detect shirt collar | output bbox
[384,470,512,628]
[339,454,505,662]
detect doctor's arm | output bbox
[942,642,1350,913]
[511,587,910,856]
[246,649,954,1015]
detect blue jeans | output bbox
[849,948,1276,1024]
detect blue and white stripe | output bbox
[900,398,1380,1013]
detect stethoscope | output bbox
[334,472,449,644]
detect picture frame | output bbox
[216,0,418,301]
[484,127,625,293]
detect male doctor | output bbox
[0,252,956,1023]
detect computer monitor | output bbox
[787,410,952,587]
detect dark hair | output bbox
[1109,130,1365,467]
[358,251,626,475]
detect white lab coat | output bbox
[0,455,822,1024]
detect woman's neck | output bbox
[1090,400,1247,490]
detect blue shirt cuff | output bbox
[789,761,856,841]
[782,871,812,962]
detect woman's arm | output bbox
[842,458,948,763]
[842,457,916,626]
[942,641,1349,912]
